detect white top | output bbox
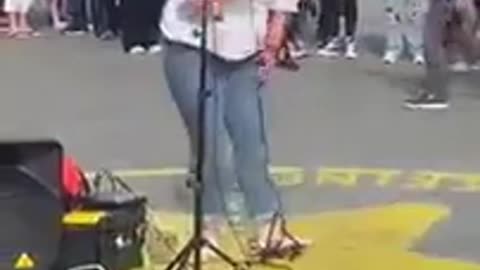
[160,0,298,61]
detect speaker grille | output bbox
[0,168,62,270]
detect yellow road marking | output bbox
[405,171,449,191]
[270,166,304,186]
[147,203,480,270]
[86,166,305,187]
[316,167,402,187]
[85,166,480,192]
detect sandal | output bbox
[248,213,311,262]
[249,233,311,262]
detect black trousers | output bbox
[317,0,358,43]
[120,0,164,51]
[66,0,88,30]
[91,0,119,37]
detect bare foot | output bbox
[14,32,31,39]
[6,29,19,38]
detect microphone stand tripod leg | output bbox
[203,238,243,268]
[165,238,195,270]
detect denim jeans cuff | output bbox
[253,211,277,225]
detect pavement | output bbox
[1,1,480,269]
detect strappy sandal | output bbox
[249,233,311,262]
[247,213,311,263]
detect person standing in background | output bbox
[120,0,163,54]
[62,0,88,35]
[49,0,67,30]
[3,0,35,37]
[382,0,427,65]
[316,0,336,48]
[404,0,479,109]
[91,0,119,40]
[317,0,358,59]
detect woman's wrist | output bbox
[264,11,287,53]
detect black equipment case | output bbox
[55,170,147,270]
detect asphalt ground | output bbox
[1,1,480,269]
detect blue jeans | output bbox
[384,0,425,56]
[163,42,279,222]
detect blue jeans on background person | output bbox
[383,0,426,64]
[163,41,280,223]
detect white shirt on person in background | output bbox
[160,0,298,61]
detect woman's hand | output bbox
[258,11,287,82]
[257,48,278,82]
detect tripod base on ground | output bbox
[165,236,247,270]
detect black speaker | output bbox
[0,139,64,270]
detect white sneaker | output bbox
[53,21,67,31]
[324,37,341,50]
[471,63,480,71]
[291,48,308,59]
[449,61,470,72]
[317,48,340,58]
[129,46,146,55]
[413,54,425,65]
[317,37,341,58]
[383,50,399,65]
[345,42,358,59]
[148,44,163,54]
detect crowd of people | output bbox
[1,0,163,53]
[283,0,477,72]
[1,0,479,71]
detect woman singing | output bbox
[160,0,310,258]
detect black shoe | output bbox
[99,30,116,41]
[404,92,449,110]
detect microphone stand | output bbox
[164,0,243,269]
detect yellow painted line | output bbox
[85,168,188,179]
[85,166,480,192]
[315,167,480,192]
[269,166,304,186]
[316,167,402,187]
[148,203,480,270]
[405,171,449,191]
[85,166,305,187]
